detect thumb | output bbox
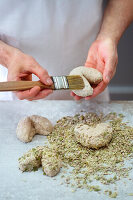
[30,64,53,85]
[103,58,116,84]
[85,53,96,68]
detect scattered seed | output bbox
[47,112,133,196]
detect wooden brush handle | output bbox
[0,81,55,92]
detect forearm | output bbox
[0,40,15,68]
[97,0,133,44]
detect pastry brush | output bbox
[0,75,84,92]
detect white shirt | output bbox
[0,0,109,101]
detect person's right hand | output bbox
[6,48,53,101]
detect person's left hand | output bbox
[71,38,118,100]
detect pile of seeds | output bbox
[47,112,133,198]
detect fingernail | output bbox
[46,78,53,85]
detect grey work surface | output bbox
[0,100,133,200]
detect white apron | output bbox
[0,0,109,101]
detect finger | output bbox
[96,55,105,73]
[16,86,41,100]
[8,69,32,81]
[85,81,107,100]
[21,74,32,81]
[27,89,53,101]
[28,62,53,85]
[70,91,76,97]
[85,56,96,69]
[8,73,20,81]
[103,58,117,84]
[70,91,83,100]
[85,61,96,69]
[85,47,97,69]
[85,53,105,74]
[74,95,83,101]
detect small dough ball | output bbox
[30,115,53,135]
[16,117,35,143]
[74,123,113,149]
[41,147,61,177]
[18,146,44,172]
[69,66,103,97]
[16,115,53,143]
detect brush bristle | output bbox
[66,75,84,90]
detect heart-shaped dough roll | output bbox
[74,123,113,149]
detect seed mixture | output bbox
[19,112,133,198]
[47,112,133,198]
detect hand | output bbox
[71,38,118,100]
[7,48,53,100]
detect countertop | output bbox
[0,100,133,200]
